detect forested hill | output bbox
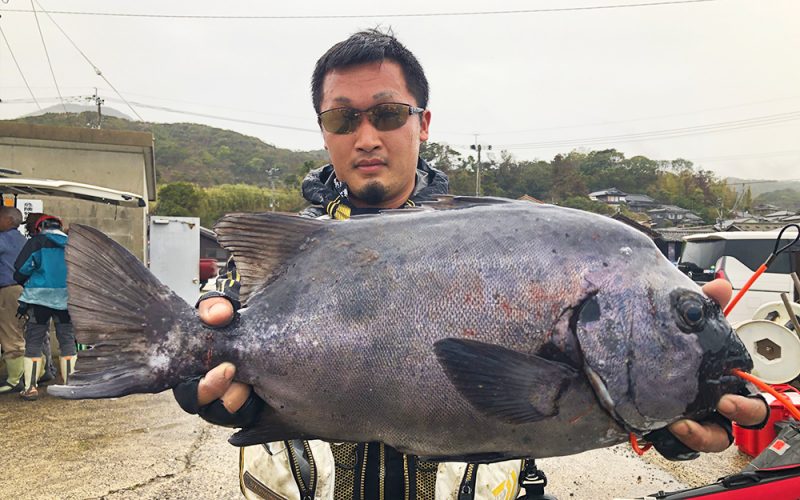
[3,112,329,187]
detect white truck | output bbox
[677,230,800,325]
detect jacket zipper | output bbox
[458,463,477,500]
[403,454,410,500]
[286,440,316,500]
[379,443,386,500]
[304,441,317,498]
[359,444,369,500]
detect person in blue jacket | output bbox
[14,215,76,401]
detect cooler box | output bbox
[733,385,800,457]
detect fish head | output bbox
[575,281,752,433]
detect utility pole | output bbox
[87,88,104,128]
[265,167,280,211]
[470,136,491,196]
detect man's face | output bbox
[319,61,430,208]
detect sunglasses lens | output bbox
[368,104,409,131]
[320,108,359,134]
[319,104,416,134]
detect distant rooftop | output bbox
[589,187,628,197]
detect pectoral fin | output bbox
[434,338,578,424]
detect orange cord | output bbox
[732,369,800,421]
[723,263,767,317]
[629,433,652,455]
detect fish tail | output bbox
[48,225,209,400]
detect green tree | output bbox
[559,196,613,215]
[419,141,463,172]
[153,182,208,217]
[549,153,587,202]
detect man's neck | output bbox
[349,195,407,210]
[348,181,416,210]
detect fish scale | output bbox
[50,197,752,461]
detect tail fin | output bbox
[49,225,207,399]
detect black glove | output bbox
[172,376,265,428]
[16,302,29,320]
[645,412,734,461]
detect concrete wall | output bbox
[0,123,155,261]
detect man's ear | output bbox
[419,109,431,142]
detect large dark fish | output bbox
[51,197,752,461]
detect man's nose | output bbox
[353,115,382,152]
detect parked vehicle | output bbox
[678,231,800,325]
[199,258,218,289]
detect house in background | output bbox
[518,194,544,204]
[752,203,780,216]
[647,205,704,228]
[624,193,657,212]
[588,187,627,207]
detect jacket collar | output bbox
[301,157,449,213]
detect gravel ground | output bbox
[0,387,755,500]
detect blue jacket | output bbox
[14,230,69,310]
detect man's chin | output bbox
[351,181,390,206]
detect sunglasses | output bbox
[317,102,425,135]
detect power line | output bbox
[438,95,800,137]
[0,20,41,109]
[688,150,800,163]
[3,93,320,131]
[497,111,800,150]
[29,0,66,112]
[0,1,721,20]
[114,99,320,133]
[32,0,144,121]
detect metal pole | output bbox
[476,145,482,196]
[270,176,275,212]
[266,167,279,212]
[780,292,800,338]
[470,137,491,196]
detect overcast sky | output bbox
[1,0,798,181]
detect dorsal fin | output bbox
[420,195,515,210]
[344,196,517,221]
[214,212,325,303]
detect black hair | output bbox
[311,28,429,113]
[24,212,43,235]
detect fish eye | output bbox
[684,305,703,324]
[679,298,706,330]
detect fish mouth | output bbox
[682,305,753,420]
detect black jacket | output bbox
[299,158,449,218]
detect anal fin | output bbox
[228,409,316,447]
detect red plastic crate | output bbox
[733,385,800,457]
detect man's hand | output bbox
[667,279,768,453]
[198,296,235,327]
[196,297,251,414]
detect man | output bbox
[176,29,769,499]
[0,206,27,394]
[14,215,77,401]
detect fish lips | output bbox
[676,292,754,422]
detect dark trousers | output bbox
[23,305,76,358]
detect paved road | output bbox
[1,390,241,500]
[0,388,750,499]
